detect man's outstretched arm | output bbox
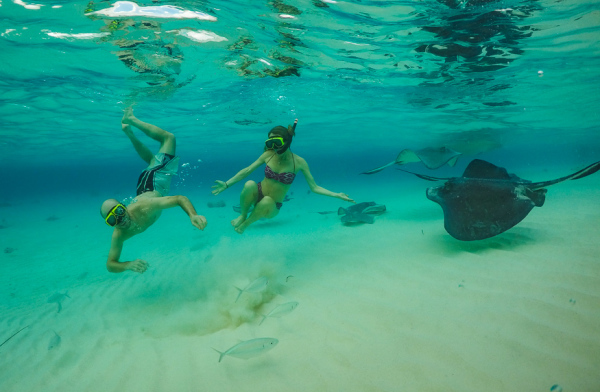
[154,195,207,230]
[106,233,148,273]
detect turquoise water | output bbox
[1,1,600,391]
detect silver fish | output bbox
[48,331,61,351]
[214,338,278,362]
[47,291,70,313]
[259,301,299,325]
[235,277,268,302]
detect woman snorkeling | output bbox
[212,119,355,233]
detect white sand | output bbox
[0,176,599,392]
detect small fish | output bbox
[259,302,299,325]
[213,338,278,362]
[235,277,268,302]
[48,331,61,350]
[47,291,70,313]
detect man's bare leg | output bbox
[121,107,176,155]
[231,181,258,228]
[122,124,154,164]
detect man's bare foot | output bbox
[231,215,245,228]
[122,107,135,125]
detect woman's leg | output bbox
[121,107,176,156]
[235,196,279,234]
[231,181,259,228]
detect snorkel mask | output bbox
[264,119,297,154]
[105,203,127,227]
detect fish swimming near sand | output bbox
[213,337,278,362]
[48,331,61,350]
[234,277,268,302]
[47,291,70,313]
[259,301,299,325]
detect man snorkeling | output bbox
[212,119,354,233]
[100,108,207,273]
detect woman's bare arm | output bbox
[212,152,272,195]
[298,157,355,203]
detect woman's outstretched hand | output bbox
[212,180,228,195]
[337,193,355,203]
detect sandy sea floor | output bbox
[1,175,599,392]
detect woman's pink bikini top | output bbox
[265,153,296,185]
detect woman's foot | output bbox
[231,215,245,228]
[234,222,248,234]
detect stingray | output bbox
[338,202,387,224]
[362,147,461,174]
[47,291,70,313]
[401,159,600,241]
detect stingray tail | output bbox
[234,287,243,303]
[0,325,29,348]
[212,348,226,363]
[259,315,267,326]
[530,161,600,190]
[360,161,395,175]
[397,169,449,182]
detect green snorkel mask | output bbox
[265,119,297,154]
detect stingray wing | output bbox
[414,147,462,169]
[341,213,375,224]
[395,149,421,166]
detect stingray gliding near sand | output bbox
[362,147,462,174]
[401,159,600,241]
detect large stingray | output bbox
[362,147,461,174]
[402,159,600,241]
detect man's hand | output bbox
[191,215,207,230]
[127,259,148,274]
